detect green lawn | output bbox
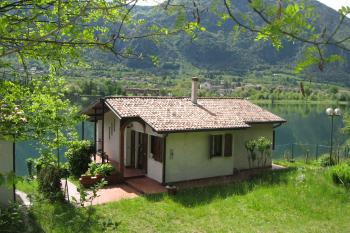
[16,164,350,233]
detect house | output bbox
[83,78,286,184]
[200,81,212,90]
[0,140,14,206]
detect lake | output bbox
[15,103,348,176]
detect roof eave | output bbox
[156,126,250,134]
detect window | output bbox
[209,134,233,158]
[151,136,164,163]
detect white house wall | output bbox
[0,140,14,206]
[103,111,120,162]
[165,124,273,183]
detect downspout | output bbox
[162,134,167,185]
[101,98,105,163]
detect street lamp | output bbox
[326,107,341,165]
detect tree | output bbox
[161,0,350,71]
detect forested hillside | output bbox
[63,0,350,87]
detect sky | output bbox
[317,0,350,10]
[137,0,350,10]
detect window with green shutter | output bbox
[209,134,233,158]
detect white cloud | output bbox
[317,0,350,10]
[137,0,165,6]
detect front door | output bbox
[137,132,148,172]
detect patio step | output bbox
[125,177,167,195]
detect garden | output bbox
[1,155,350,233]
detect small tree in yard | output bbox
[256,137,272,168]
[245,139,257,169]
[65,141,94,178]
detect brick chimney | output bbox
[191,77,199,105]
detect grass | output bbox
[15,164,350,233]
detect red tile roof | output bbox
[103,97,285,132]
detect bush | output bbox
[0,203,26,233]
[95,163,115,176]
[26,158,35,179]
[37,164,64,202]
[65,140,93,178]
[86,162,115,176]
[318,154,337,167]
[330,163,350,187]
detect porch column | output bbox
[81,121,85,140]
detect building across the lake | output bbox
[124,88,160,96]
[84,78,286,184]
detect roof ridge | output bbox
[104,96,243,100]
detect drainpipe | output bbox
[162,134,167,185]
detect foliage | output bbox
[26,158,35,179]
[318,154,336,167]
[34,151,58,175]
[330,163,350,187]
[86,162,115,177]
[245,139,256,168]
[65,140,93,178]
[20,166,350,233]
[74,180,107,207]
[0,203,26,233]
[95,164,116,177]
[255,136,272,167]
[37,164,64,202]
[245,137,271,168]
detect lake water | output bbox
[15,103,348,176]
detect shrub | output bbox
[330,163,350,187]
[26,158,35,178]
[34,151,57,175]
[86,162,115,176]
[37,164,64,202]
[318,154,336,167]
[0,203,26,233]
[65,140,93,178]
[95,163,115,176]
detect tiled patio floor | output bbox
[125,177,167,194]
[93,155,146,178]
[61,179,140,206]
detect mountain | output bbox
[74,0,350,86]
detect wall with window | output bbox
[0,140,14,206]
[165,123,273,183]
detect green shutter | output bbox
[224,134,232,156]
